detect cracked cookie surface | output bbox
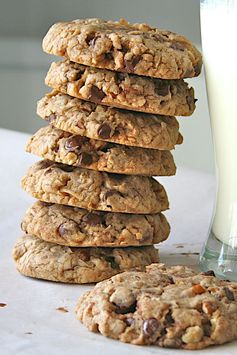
[76,263,237,349]
[43,18,202,79]
[26,126,176,176]
[12,235,159,283]
[21,160,169,214]
[45,60,195,116]
[37,91,182,150]
[21,201,170,247]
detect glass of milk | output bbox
[199,0,237,279]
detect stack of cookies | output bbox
[13,19,202,284]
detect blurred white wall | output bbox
[0,0,214,173]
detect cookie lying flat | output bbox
[26,126,176,176]
[21,201,170,247]
[45,60,195,116]
[76,263,237,349]
[37,91,182,150]
[21,160,169,214]
[12,235,159,283]
[43,18,202,79]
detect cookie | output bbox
[42,18,202,79]
[12,234,159,283]
[21,160,169,214]
[76,263,237,349]
[21,201,170,247]
[37,91,183,150]
[45,60,196,116]
[26,126,176,176]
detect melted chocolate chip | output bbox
[143,318,160,337]
[89,86,106,103]
[58,164,74,172]
[58,224,67,236]
[114,72,126,83]
[65,135,88,152]
[104,255,118,269]
[78,152,93,166]
[186,95,194,108]
[97,123,112,139]
[83,212,104,226]
[194,63,202,76]
[78,251,90,262]
[170,42,185,51]
[85,32,96,46]
[124,55,141,73]
[155,80,170,96]
[125,317,135,326]
[114,301,137,314]
[202,319,212,336]
[201,270,215,277]
[223,287,235,301]
[47,113,56,122]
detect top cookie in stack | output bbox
[13,18,202,284]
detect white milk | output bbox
[200,0,237,247]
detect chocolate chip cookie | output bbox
[21,160,169,214]
[43,18,202,79]
[76,263,237,349]
[12,234,159,283]
[37,91,182,150]
[45,60,196,116]
[21,201,170,247]
[26,126,176,176]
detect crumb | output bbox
[169,252,199,256]
[25,332,32,335]
[176,245,184,249]
[56,307,69,313]
[0,303,7,308]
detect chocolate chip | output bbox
[65,136,87,152]
[58,164,74,172]
[194,63,201,76]
[124,55,141,73]
[152,34,166,43]
[202,320,212,337]
[85,32,96,46]
[83,212,104,226]
[223,287,235,301]
[170,42,185,51]
[104,255,118,269]
[97,123,112,139]
[89,86,106,103]
[78,250,90,262]
[115,301,137,314]
[201,270,215,277]
[39,160,52,170]
[78,152,93,166]
[104,52,113,61]
[103,189,121,201]
[46,113,56,122]
[114,72,126,83]
[143,318,160,337]
[165,310,174,325]
[58,224,67,236]
[155,80,170,96]
[125,317,135,326]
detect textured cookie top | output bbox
[37,91,182,150]
[76,263,237,349]
[43,18,202,79]
[26,126,176,176]
[13,234,159,284]
[21,201,170,247]
[45,60,196,116]
[21,160,169,214]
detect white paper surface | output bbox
[1,128,236,354]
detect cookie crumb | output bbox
[25,332,32,335]
[56,307,69,313]
[0,303,7,308]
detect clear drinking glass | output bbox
[199,0,237,280]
